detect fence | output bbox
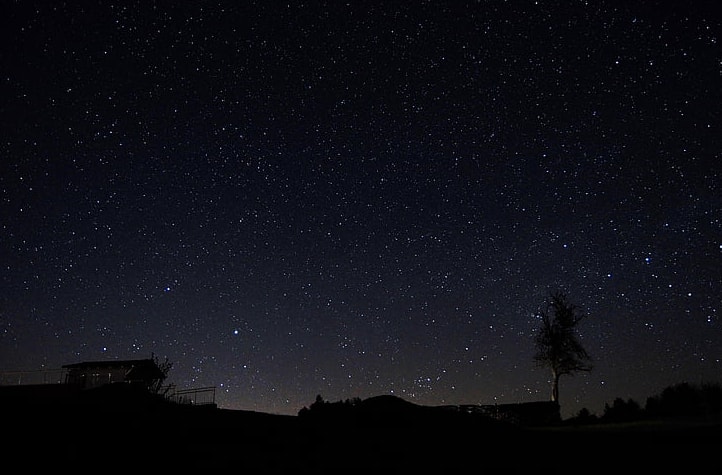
[168,386,216,406]
[2,369,216,408]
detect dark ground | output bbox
[3,387,721,473]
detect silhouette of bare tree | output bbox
[534,291,592,405]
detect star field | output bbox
[1,1,720,418]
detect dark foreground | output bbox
[3,389,721,473]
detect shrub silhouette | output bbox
[594,382,722,424]
[298,394,363,421]
[568,407,598,425]
[602,397,642,422]
[645,382,722,417]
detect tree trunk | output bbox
[551,370,560,403]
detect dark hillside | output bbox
[2,387,720,472]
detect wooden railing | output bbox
[168,386,216,406]
[2,370,217,408]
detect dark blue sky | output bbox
[2,1,720,418]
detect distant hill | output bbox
[358,393,418,411]
[297,393,561,430]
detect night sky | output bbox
[2,1,720,418]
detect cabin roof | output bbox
[62,358,155,369]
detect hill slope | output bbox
[3,388,720,472]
